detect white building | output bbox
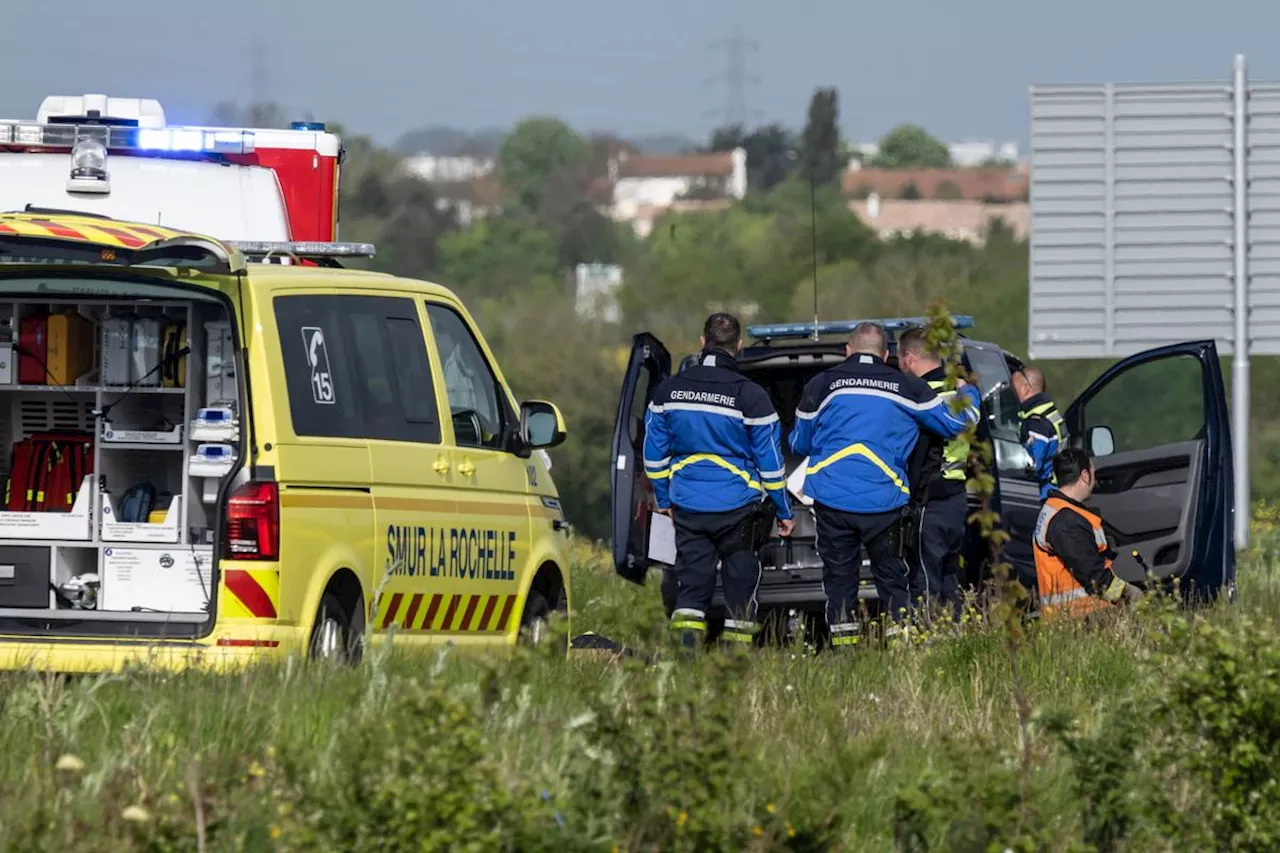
[610,148,747,230]
[575,262,624,323]
[400,154,495,183]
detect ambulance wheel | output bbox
[309,592,360,665]
[519,590,552,646]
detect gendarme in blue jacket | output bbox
[644,349,793,520]
[790,353,980,514]
[1019,392,1066,500]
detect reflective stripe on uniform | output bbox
[830,620,861,646]
[671,608,707,632]
[806,443,910,494]
[1102,575,1128,603]
[927,379,970,481]
[1042,587,1088,607]
[668,454,762,491]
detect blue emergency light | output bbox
[746,315,974,342]
[0,122,256,154]
[290,121,326,131]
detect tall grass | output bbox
[2,524,1280,851]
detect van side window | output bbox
[425,303,507,451]
[273,295,441,443]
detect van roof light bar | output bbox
[226,241,376,266]
[747,315,974,342]
[0,122,256,154]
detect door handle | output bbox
[432,455,451,475]
[458,459,476,477]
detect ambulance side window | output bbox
[273,294,441,443]
[425,303,508,451]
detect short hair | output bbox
[848,322,887,356]
[1019,365,1046,394]
[703,312,741,349]
[1053,447,1093,487]
[897,327,937,360]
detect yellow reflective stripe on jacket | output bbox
[668,454,762,491]
[806,443,910,494]
[927,380,970,481]
[1022,401,1067,442]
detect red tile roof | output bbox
[616,152,736,179]
[843,167,1028,202]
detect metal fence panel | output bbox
[1029,83,1237,359]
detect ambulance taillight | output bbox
[223,481,280,561]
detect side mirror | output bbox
[1088,425,1115,458]
[520,400,567,451]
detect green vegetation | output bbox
[3,531,1280,851]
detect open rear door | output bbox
[1065,340,1233,600]
[611,333,671,584]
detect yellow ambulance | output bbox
[0,211,570,671]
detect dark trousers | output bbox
[814,504,909,631]
[672,505,761,624]
[912,490,967,608]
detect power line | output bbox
[706,22,760,128]
[250,38,268,106]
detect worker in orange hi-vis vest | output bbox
[1032,447,1144,619]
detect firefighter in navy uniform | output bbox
[1033,448,1143,618]
[643,313,795,649]
[790,322,979,648]
[898,327,970,613]
[1013,365,1066,501]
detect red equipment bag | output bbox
[4,432,92,512]
[18,313,48,385]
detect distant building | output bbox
[849,139,1021,168]
[948,140,1019,167]
[401,154,495,183]
[575,262,624,323]
[610,149,747,236]
[843,165,1028,203]
[851,194,1028,245]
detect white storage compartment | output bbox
[0,477,93,541]
[101,493,182,544]
[0,294,241,627]
[130,317,162,387]
[101,315,133,387]
[52,545,100,610]
[98,546,213,613]
[204,320,236,409]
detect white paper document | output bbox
[787,459,814,505]
[647,511,677,565]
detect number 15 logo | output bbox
[302,326,336,405]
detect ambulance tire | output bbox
[519,590,552,647]
[309,592,360,665]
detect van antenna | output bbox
[808,160,820,341]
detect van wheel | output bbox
[519,590,552,646]
[309,593,359,664]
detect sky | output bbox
[4,0,1280,148]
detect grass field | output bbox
[4,528,1280,852]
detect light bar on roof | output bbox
[747,315,975,341]
[0,122,255,154]
[226,241,376,259]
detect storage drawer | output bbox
[0,546,50,608]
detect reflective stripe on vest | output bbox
[1032,497,1114,619]
[1021,400,1066,443]
[927,379,970,481]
